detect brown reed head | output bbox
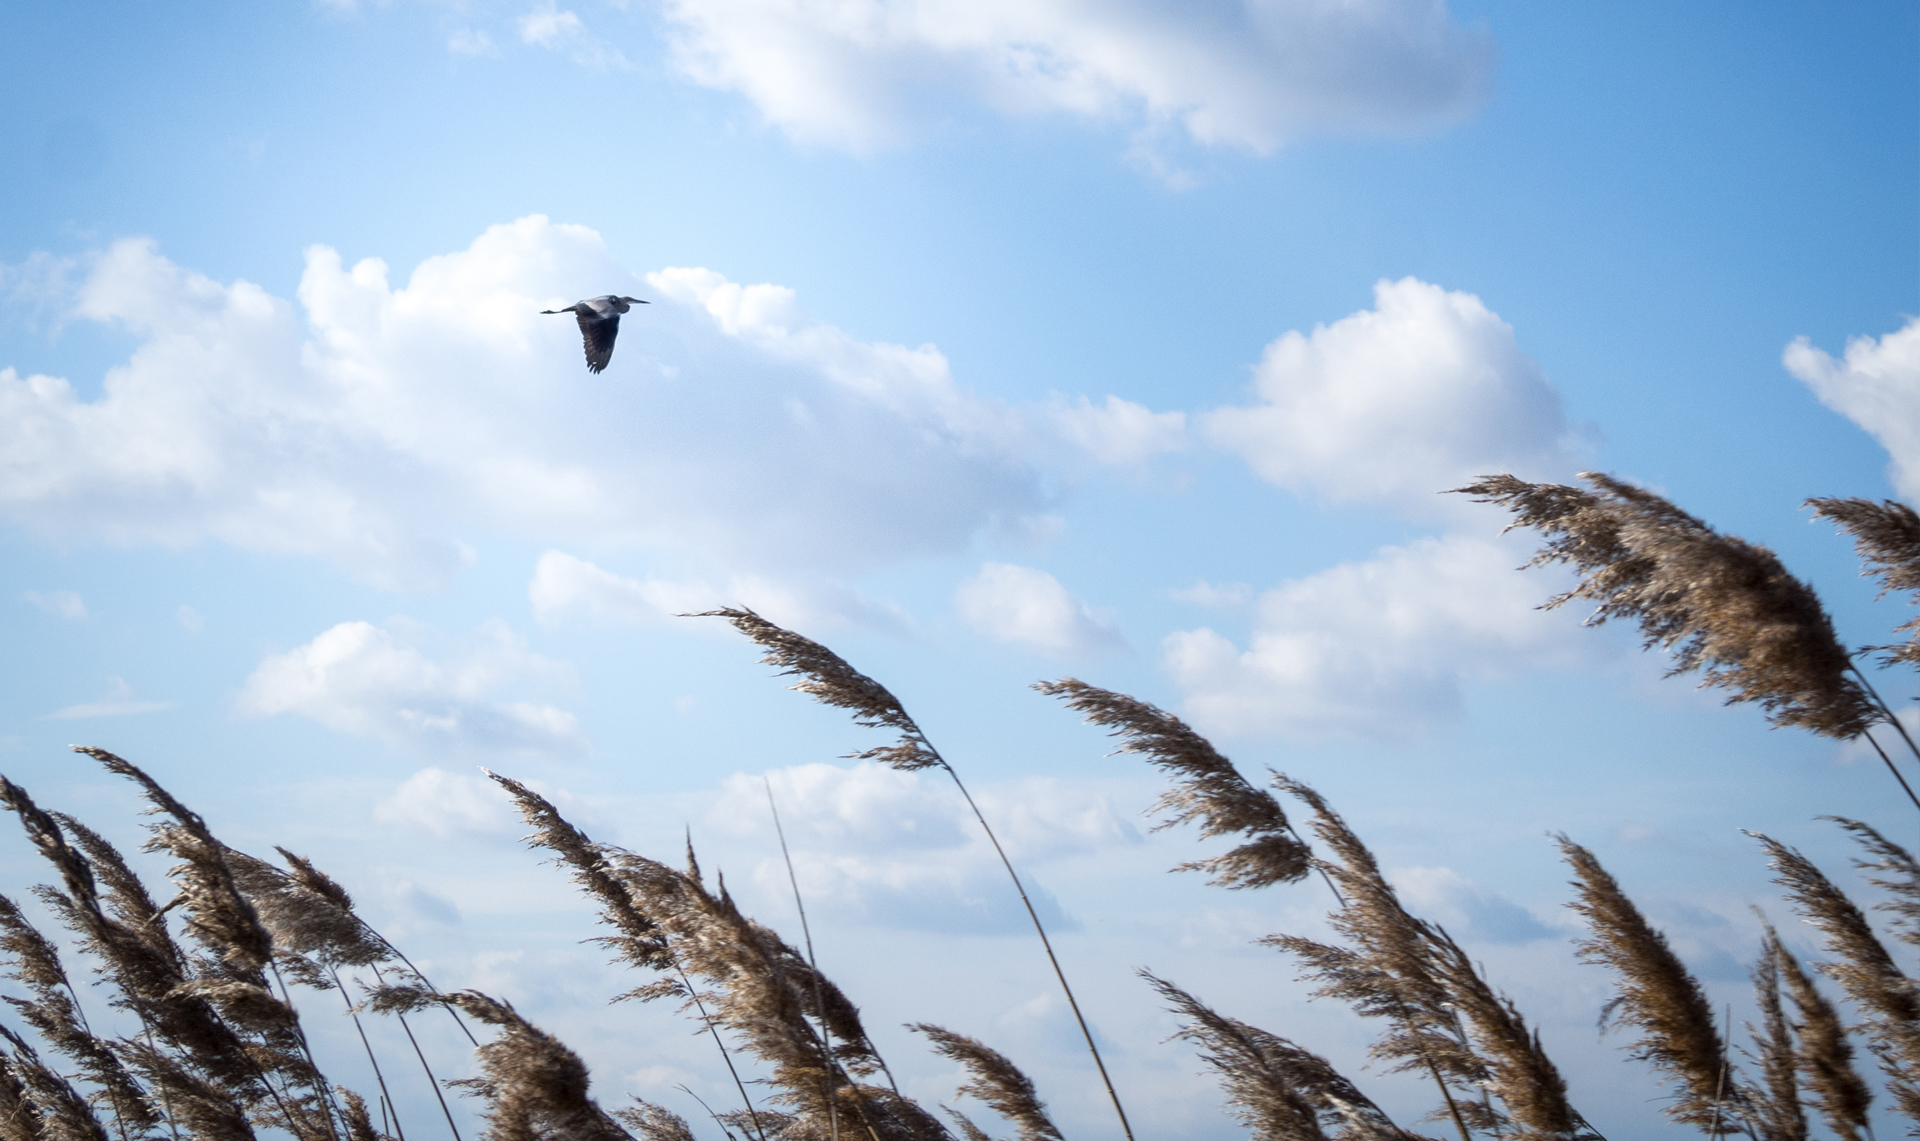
[1825,815,1920,949]
[1456,473,1878,738]
[1035,679,1310,888]
[1141,971,1414,1141]
[434,990,634,1141]
[1266,777,1505,1135]
[1556,836,1740,1130]
[1748,829,1920,1117]
[1744,922,1807,1141]
[907,1025,1060,1141]
[1809,496,1920,665]
[1767,927,1872,1141]
[690,609,941,771]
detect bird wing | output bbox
[576,310,621,373]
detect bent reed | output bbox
[3,476,1920,1141]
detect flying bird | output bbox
[541,295,649,373]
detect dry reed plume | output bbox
[1454,473,1876,739]
[906,1026,1059,1141]
[1556,836,1740,1132]
[1749,829,1920,1121]
[10,477,1920,1141]
[1140,973,1413,1141]
[692,608,1132,1141]
[1809,496,1920,668]
[1767,930,1872,1140]
[1034,680,1310,889]
[1744,924,1805,1141]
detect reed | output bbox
[10,471,1920,1141]
[1557,836,1741,1132]
[692,608,1134,1141]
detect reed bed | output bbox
[3,475,1920,1141]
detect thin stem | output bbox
[59,978,132,1141]
[139,1023,181,1141]
[922,744,1135,1141]
[1860,730,1920,817]
[1709,1003,1730,1139]
[330,965,405,1141]
[762,778,840,1141]
[676,1084,741,1141]
[1853,664,1920,766]
[271,959,344,1141]
[371,965,463,1141]
[669,954,768,1141]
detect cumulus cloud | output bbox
[1164,534,1585,739]
[658,0,1494,154]
[23,589,86,619]
[1785,317,1920,500]
[956,562,1126,656]
[1207,277,1582,515]
[528,550,907,633]
[0,218,1120,590]
[707,762,1133,933]
[1050,395,1186,465]
[372,767,587,838]
[237,619,586,759]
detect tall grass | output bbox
[2,478,1920,1140]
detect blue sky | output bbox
[2,1,1917,1137]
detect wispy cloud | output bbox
[518,2,630,70]
[658,0,1494,155]
[22,589,86,620]
[50,676,174,720]
[448,28,499,58]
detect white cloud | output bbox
[519,2,583,44]
[237,619,587,759]
[23,589,86,619]
[707,762,1133,932]
[528,550,907,633]
[448,28,499,57]
[1169,580,1251,607]
[50,676,174,719]
[375,767,524,838]
[1163,534,1585,739]
[1206,277,1582,515]
[176,604,204,633]
[0,219,1087,590]
[658,0,1494,154]
[519,2,630,69]
[1050,394,1185,465]
[956,562,1126,656]
[1785,317,1920,501]
[1389,865,1555,945]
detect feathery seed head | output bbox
[1809,496,1920,666]
[1456,474,1877,738]
[690,610,941,771]
[908,1025,1060,1141]
[1556,836,1741,1130]
[1037,679,1310,888]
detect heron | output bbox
[541,295,649,373]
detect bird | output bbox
[541,295,649,373]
